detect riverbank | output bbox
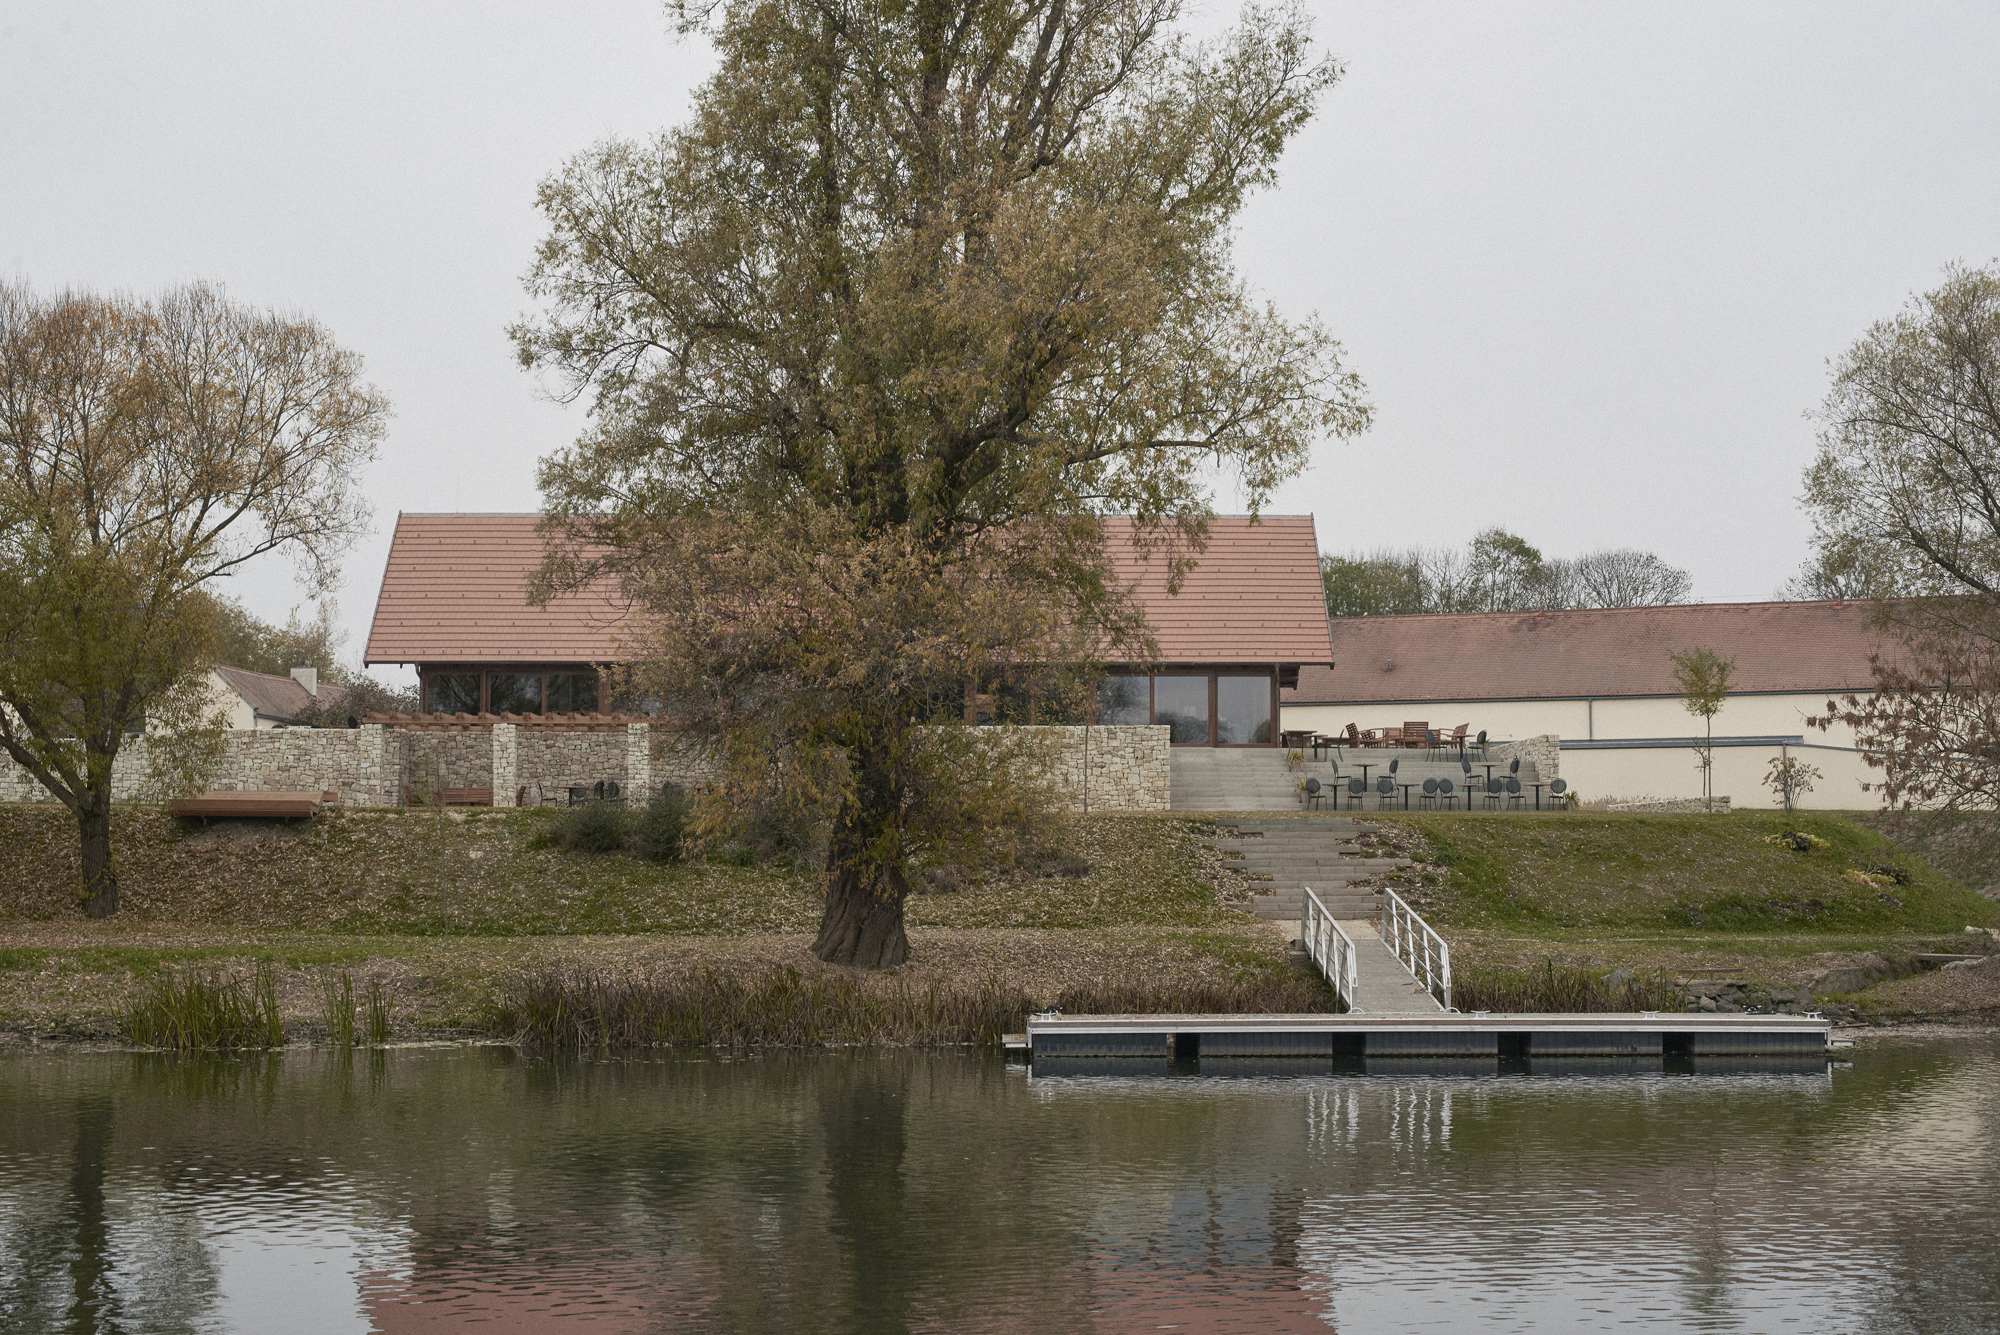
[4,803,2000,1044]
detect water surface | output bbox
[1,1039,1995,1332]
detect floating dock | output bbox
[1025,1011,1832,1061]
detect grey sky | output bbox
[4,2,1996,687]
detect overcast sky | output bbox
[5,2,1997,687]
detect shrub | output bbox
[542,801,632,855]
[631,784,689,863]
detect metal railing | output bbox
[1302,886,1359,1012]
[1381,884,1453,1012]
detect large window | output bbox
[428,673,480,715]
[487,673,542,715]
[1215,675,1273,745]
[1152,675,1211,744]
[546,673,599,713]
[1096,675,1150,726]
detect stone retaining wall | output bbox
[1488,734,1559,782]
[3,720,1165,811]
[1031,724,1172,812]
[1607,795,1732,814]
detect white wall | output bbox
[202,670,283,730]
[1282,693,1875,810]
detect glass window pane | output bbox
[1152,675,1210,744]
[1216,675,1273,744]
[487,672,542,715]
[428,673,480,715]
[1096,675,1150,726]
[546,673,599,714]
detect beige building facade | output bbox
[1280,600,1889,810]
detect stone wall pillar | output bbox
[492,723,519,807]
[627,722,651,803]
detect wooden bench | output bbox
[168,790,338,819]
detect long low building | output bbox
[1280,600,1889,810]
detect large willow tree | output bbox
[517,0,1368,966]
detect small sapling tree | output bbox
[1763,754,1822,813]
[1670,646,1734,811]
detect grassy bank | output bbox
[0,804,1303,1043]
[1362,809,2000,1018]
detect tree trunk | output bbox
[77,803,118,919]
[812,755,911,968]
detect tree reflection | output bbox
[817,1057,911,1335]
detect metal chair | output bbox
[1376,775,1397,810]
[1505,776,1525,810]
[1302,776,1323,810]
[1387,757,1399,779]
[1509,757,1521,777]
[1548,778,1569,810]
[1438,777,1456,809]
[1419,777,1440,810]
[1483,777,1505,809]
[1473,729,1488,759]
[1346,777,1368,810]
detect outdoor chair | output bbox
[1401,722,1429,754]
[1444,724,1469,758]
[1548,778,1569,810]
[1418,777,1440,810]
[1345,723,1364,751]
[1346,777,1368,810]
[1509,757,1521,776]
[1483,777,1505,809]
[1438,777,1456,809]
[1376,775,1397,809]
[1472,729,1488,759]
[1302,776,1324,810]
[1505,776,1526,810]
[1387,757,1399,777]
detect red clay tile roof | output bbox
[1284,600,1894,704]
[1102,515,1332,665]
[364,512,1333,667]
[213,665,351,721]
[363,514,627,665]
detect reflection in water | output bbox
[0,1042,1995,1332]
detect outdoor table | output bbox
[1479,762,1499,787]
[1280,728,1314,752]
[1530,781,1549,810]
[1355,762,1375,790]
[1397,781,1419,810]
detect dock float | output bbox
[1025,1011,1832,1060]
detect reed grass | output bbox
[487,963,1343,1049]
[320,970,357,1046]
[1052,973,1339,1015]
[486,964,1036,1049]
[126,962,285,1050]
[365,979,392,1045]
[1452,959,1686,1013]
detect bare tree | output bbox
[0,283,386,916]
[1562,549,1694,608]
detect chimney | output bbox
[291,666,319,698]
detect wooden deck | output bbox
[1026,1011,1832,1059]
[167,790,337,819]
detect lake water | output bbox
[1,1038,1995,1333]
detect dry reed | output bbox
[1452,959,1686,1013]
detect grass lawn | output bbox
[0,805,1290,1039]
[1369,809,2000,999]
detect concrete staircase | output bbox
[1202,816,1441,1014]
[1206,817,1411,921]
[1170,749,1312,810]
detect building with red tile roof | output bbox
[364,512,1332,746]
[1280,600,1891,809]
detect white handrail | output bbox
[1302,885,1359,1012]
[1380,884,1453,1011]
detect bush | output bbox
[543,801,631,855]
[632,784,689,863]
